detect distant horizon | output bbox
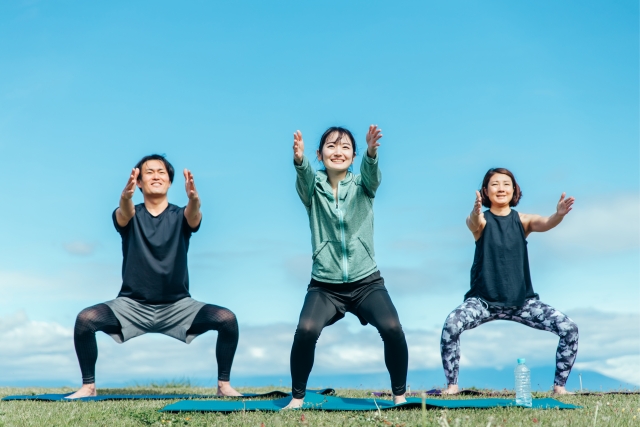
[2,367,636,393]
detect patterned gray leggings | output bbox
[440,297,579,386]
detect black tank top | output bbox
[465,209,538,307]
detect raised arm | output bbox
[115,168,139,227]
[360,124,382,197]
[183,169,202,229]
[521,192,574,235]
[293,130,315,207]
[466,190,486,240]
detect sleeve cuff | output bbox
[363,153,378,164]
[294,156,309,169]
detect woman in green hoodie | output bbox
[286,125,408,409]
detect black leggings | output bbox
[290,290,408,398]
[73,303,239,384]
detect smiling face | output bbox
[137,159,172,196]
[484,173,514,207]
[316,131,355,173]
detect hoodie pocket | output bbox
[358,237,375,260]
[312,241,329,260]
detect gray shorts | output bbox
[104,297,206,344]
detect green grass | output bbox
[1,386,639,426]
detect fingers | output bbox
[475,190,482,200]
[184,169,195,187]
[293,130,304,161]
[367,124,383,145]
[559,192,566,203]
[125,168,137,190]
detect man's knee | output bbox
[219,308,238,331]
[75,307,101,334]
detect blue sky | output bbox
[0,1,638,389]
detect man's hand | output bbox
[122,168,139,200]
[183,168,202,229]
[366,124,382,158]
[556,192,575,217]
[293,130,304,165]
[184,169,199,200]
[116,168,139,227]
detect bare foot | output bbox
[217,381,243,396]
[553,385,574,395]
[393,394,407,405]
[283,397,304,409]
[441,384,459,395]
[65,384,97,399]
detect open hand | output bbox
[122,168,139,200]
[293,130,304,165]
[366,125,382,158]
[556,192,574,216]
[473,190,483,215]
[184,169,199,200]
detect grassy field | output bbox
[0,386,638,426]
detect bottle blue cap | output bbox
[517,358,526,364]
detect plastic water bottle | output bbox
[514,358,532,407]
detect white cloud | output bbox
[0,308,637,386]
[544,194,639,253]
[63,241,97,256]
[575,355,640,387]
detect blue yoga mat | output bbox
[160,393,580,412]
[1,388,334,402]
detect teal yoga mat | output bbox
[160,393,580,412]
[2,388,335,402]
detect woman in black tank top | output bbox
[439,168,579,396]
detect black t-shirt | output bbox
[113,203,200,304]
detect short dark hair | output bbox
[135,154,175,192]
[318,127,357,157]
[480,167,522,208]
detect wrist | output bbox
[367,148,377,158]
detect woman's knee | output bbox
[560,318,579,340]
[294,320,323,343]
[377,321,405,342]
[442,311,463,337]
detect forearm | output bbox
[534,212,564,232]
[295,156,315,205]
[116,197,135,225]
[185,197,202,227]
[360,153,381,196]
[467,212,482,231]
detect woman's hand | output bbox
[472,190,483,216]
[366,125,382,158]
[293,130,304,165]
[556,192,575,216]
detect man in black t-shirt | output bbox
[67,154,241,399]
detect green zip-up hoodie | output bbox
[294,154,381,284]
